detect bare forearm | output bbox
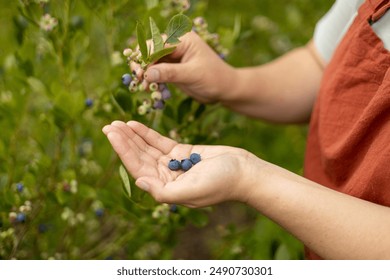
[245,159,390,259]
[221,41,324,123]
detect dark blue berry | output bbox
[181,159,193,171]
[158,83,167,91]
[190,153,201,164]
[219,53,226,60]
[168,159,181,171]
[85,98,93,107]
[38,224,48,233]
[121,73,132,86]
[161,88,171,100]
[16,182,24,192]
[16,213,26,223]
[169,204,178,213]
[153,100,165,110]
[95,208,104,217]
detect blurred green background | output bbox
[0,0,333,260]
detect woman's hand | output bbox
[102,120,261,208]
[134,31,237,104]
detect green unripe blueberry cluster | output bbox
[192,17,229,59]
[122,48,172,115]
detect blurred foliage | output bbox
[0,0,332,260]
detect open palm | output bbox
[102,121,252,207]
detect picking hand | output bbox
[102,121,259,208]
[132,31,237,104]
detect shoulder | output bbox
[313,0,364,63]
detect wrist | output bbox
[218,67,258,107]
[233,150,269,204]
[210,64,240,104]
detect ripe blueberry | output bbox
[169,204,178,213]
[181,159,193,171]
[122,73,132,86]
[16,213,26,223]
[85,98,93,107]
[16,182,24,192]
[168,159,181,171]
[189,153,201,164]
[95,208,104,218]
[38,224,49,233]
[153,100,165,110]
[161,88,171,100]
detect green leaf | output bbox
[194,103,206,119]
[274,243,291,260]
[27,77,48,96]
[149,17,163,53]
[119,165,131,197]
[165,14,192,44]
[188,209,209,228]
[148,46,176,64]
[136,21,148,61]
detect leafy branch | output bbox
[136,14,192,67]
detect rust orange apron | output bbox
[304,0,390,259]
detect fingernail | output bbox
[136,180,150,191]
[102,125,109,134]
[144,69,160,81]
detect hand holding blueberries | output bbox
[102,121,260,208]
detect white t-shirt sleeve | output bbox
[313,0,364,63]
[313,0,390,63]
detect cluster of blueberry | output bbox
[121,49,172,115]
[160,0,190,17]
[168,153,201,172]
[192,17,229,60]
[9,200,32,224]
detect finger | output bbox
[104,122,145,154]
[160,31,197,60]
[111,121,165,160]
[130,61,144,80]
[104,123,163,178]
[105,131,144,176]
[143,62,192,84]
[126,121,177,155]
[136,170,205,207]
[136,175,188,205]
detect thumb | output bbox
[135,176,172,203]
[144,63,190,84]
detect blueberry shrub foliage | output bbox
[0,0,331,259]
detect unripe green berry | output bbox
[137,105,147,115]
[138,83,146,92]
[123,48,133,57]
[142,99,152,107]
[129,81,138,92]
[151,91,162,100]
[9,212,17,222]
[149,82,159,92]
[194,16,207,28]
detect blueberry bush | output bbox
[0,0,331,259]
